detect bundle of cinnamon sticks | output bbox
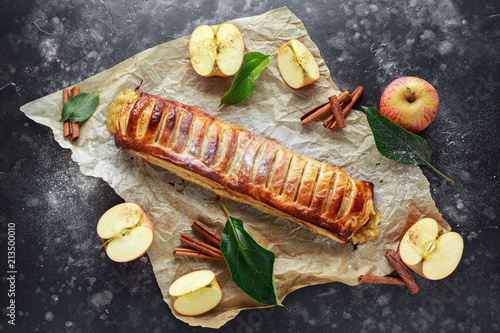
[358,249,420,294]
[300,86,364,132]
[63,86,80,141]
[173,220,224,261]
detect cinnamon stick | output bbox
[173,247,224,260]
[358,275,405,285]
[70,86,80,97]
[335,91,351,104]
[300,91,351,125]
[324,86,364,129]
[173,220,225,261]
[63,89,71,137]
[180,233,224,260]
[300,102,329,125]
[328,95,346,129]
[191,219,221,248]
[385,250,419,294]
[69,87,80,142]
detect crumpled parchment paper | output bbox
[20,7,449,329]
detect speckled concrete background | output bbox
[1,0,499,332]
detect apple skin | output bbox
[380,76,439,133]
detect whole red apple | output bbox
[380,77,439,133]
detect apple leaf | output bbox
[60,93,99,122]
[218,201,284,307]
[219,52,271,106]
[364,106,454,184]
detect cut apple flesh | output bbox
[169,270,216,296]
[189,23,244,77]
[173,284,222,316]
[277,44,305,89]
[399,218,440,266]
[290,39,320,80]
[105,226,154,263]
[189,25,217,76]
[97,203,144,239]
[215,23,244,75]
[277,39,320,89]
[422,232,464,280]
[169,270,222,316]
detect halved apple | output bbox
[277,39,320,89]
[399,218,464,280]
[189,22,245,77]
[169,270,222,316]
[97,203,154,263]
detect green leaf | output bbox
[219,52,271,106]
[364,106,454,184]
[60,93,99,122]
[219,201,284,307]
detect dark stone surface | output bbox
[1,1,499,332]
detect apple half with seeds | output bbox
[189,22,245,77]
[169,270,222,316]
[97,203,154,263]
[399,218,463,280]
[277,39,320,89]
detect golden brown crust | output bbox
[112,92,379,243]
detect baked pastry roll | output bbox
[107,90,380,244]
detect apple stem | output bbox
[406,87,416,103]
[426,162,455,184]
[216,197,231,219]
[99,238,113,250]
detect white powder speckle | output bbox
[439,40,453,55]
[382,307,393,317]
[50,294,59,306]
[344,6,353,16]
[484,206,496,220]
[420,30,435,41]
[90,290,113,311]
[45,311,54,321]
[26,197,41,207]
[361,316,377,330]
[354,4,370,17]
[467,231,478,241]
[39,38,58,62]
[376,293,391,306]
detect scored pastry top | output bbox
[108,90,380,244]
